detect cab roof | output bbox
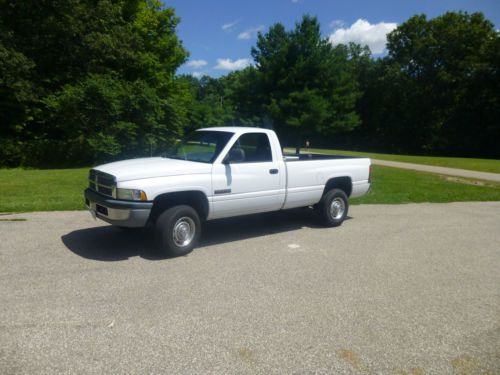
[197,126,275,135]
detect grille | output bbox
[89,169,116,198]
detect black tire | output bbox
[155,205,201,257]
[317,188,349,227]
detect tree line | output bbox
[1,1,499,167]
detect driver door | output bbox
[211,132,282,219]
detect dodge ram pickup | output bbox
[85,127,371,256]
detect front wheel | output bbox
[155,205,201,257]
[317,188,349,227]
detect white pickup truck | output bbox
[85,127,371,256]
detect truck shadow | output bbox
[61,209,351,261]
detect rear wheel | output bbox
[155,205,201,257]
[317,188,348,227]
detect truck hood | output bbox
[94,157,211,182]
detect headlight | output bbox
[116,188,148,201]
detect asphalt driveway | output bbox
[1,202,499,374]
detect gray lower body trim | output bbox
[84,188,152,228]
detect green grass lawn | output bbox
[297,148,500,174]
[1,165,499,213]
[351,166,500,205]
[0,168,89,212]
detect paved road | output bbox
[1,203,499,374]
[371,159,500,183]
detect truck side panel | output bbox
[210,162,284,219]
[118,174,212,204]
[282,158,370,209]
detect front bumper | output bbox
[84,188,153,227]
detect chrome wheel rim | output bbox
[330,197,345,220]
[172,216,195,247]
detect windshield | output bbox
[165,130,234,163]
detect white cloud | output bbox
[214,58,251,71]
[329,19,397,54]
[192,72,205,78]
[238,25,264,40]
[186,59,207,69]
[222,20,239,32]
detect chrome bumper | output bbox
[84,188,153,228]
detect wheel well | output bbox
[148,191,209,223]
[323,177,352,197]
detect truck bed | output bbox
[281,153,371,209]
[283,153,358,161]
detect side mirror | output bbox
[223,148,245,164]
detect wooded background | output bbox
[1,0,499,167]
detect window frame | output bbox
[223,132,274,164]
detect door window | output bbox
[226,133,272,163]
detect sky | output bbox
[168,0,500,78]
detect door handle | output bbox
[269,169,279,174]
